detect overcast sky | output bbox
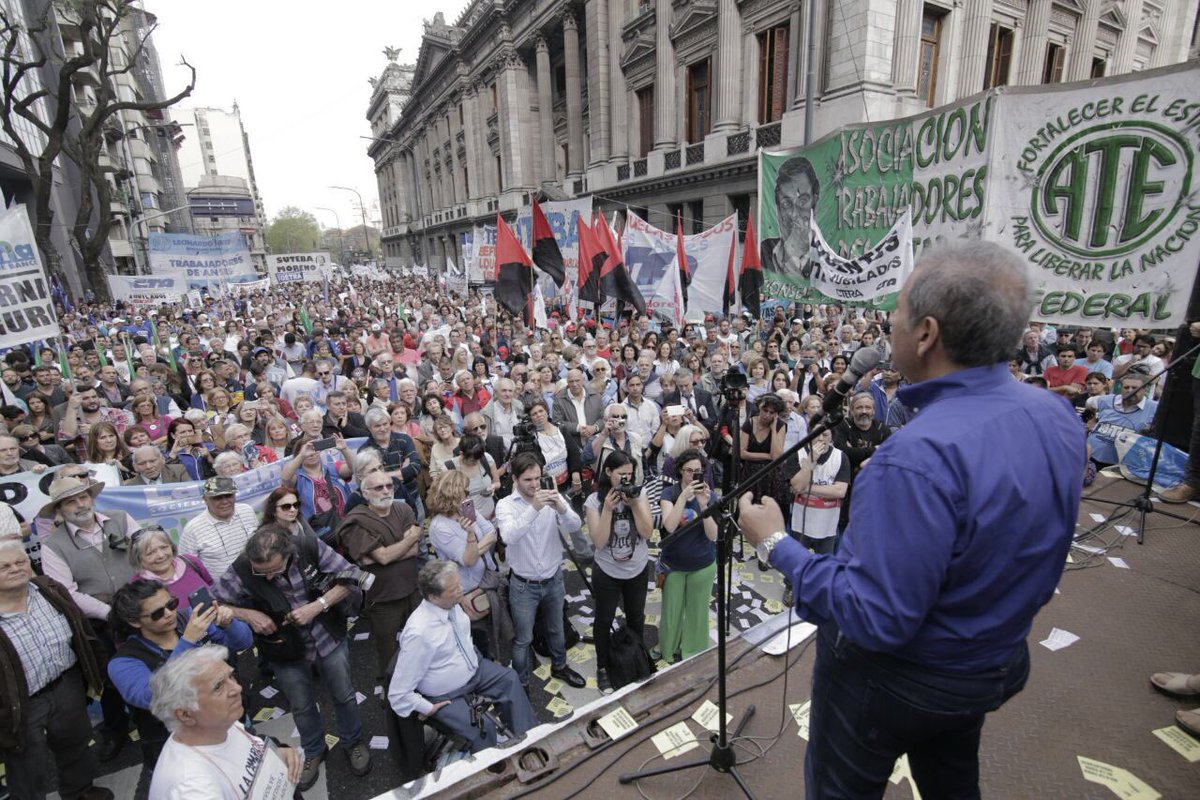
[146,0,463,230]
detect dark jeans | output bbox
[592,563,649,670]
[1187,376,1200,487]
[90,619,129,738]
[805,624,1030,800]
[1,667,99,800]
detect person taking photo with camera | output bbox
[584,450,653,693]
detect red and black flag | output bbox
[723,217,738,317]
[597,214,646,315]
[740,211,763,319]
[676,210,690,310]
[576,214,605,305]
[531,197,566,287]
[495,213,534,325]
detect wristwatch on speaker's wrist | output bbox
[755,531,787,564]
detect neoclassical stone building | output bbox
[368,0,1197,271]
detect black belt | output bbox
[511,573,556,586]
[30,665,76,698]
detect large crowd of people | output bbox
[0,262,1185,799]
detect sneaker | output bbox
[596,668,613,695]
[1159,483,1199,504]
[298,748,327,792]
[345,738,372,776]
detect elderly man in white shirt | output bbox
[495,452,587,689]
[388,560,535,752]
[178,477,261,580]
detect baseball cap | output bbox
[203,476,237,497]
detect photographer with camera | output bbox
[584,450,653,692]
[591,403,646,482]
[212,524,374,790]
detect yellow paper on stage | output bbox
[644,613,659,625]
[544,678,565,695]
[1077,756,1161,800]
[789,700,811,740]
[651,721,698,759]
[533,664,552,681]
[546,696,573,717]
[759,574,775,583]
[254,707,278,722]
[692,699,732,733]
[597,706,639,740]
[324,734,339,750]
[1152,727,1200,762]
[585,677,599,690]
[764,599,785,614]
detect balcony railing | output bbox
[727,131,750,155]
[617,163,630,181]
[755,122,781,149]
[664,150,680,170]
[686,143,704,166]
[633,158,647,177]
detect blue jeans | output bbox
[806,624,1029,800]
[508,569,566,684]
[271,639,363,759]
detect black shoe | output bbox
[298,748,327,792]
[97,731,128,762]
[551,665,586,688]
[596,668,612,695]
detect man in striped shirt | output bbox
[179,477,261,580]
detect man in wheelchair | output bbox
[387,560,536,754]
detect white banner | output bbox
[267,252,329,284]
[0,204,59,349]
[445,258,468,296]
[148,232,258,290]
[412,264,429,278]
[808,210,915,303]
[987,66,1200,327]
[107,274,186,305]
[623,212,737,322]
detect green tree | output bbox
[266,207,320,253]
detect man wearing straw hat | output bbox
[40,474,141,762]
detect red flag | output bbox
[597,214,646,315]
[740,211,763,318]
[531,197,566,287]
[723,219,737,317]
[495,213,534,325]
[575,214,604,305]
[676,211,690,310]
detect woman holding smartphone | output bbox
[108,579,251,799]
[585,450,653,692]
[166,418,215,480]
[656,448,718,664]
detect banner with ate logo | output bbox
[148,231,258,290]
[0,204,59,349]
[759,61,1200,326]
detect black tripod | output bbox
[1083,338,1200,544]
[620,379,846,799]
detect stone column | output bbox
[1114,0,1144,73]
[418,133,435,218]
[958,0,995,94]
[563,13,585,177]
[461,84,479,201]
[497,47,530,192]
[712,0,742,132]
[608,1,628,163]
[653,0,676,149]
[1068,0,1101,79]
[586,0,611,166]
[1018,0,1051,84]
[892,0,923,93]
[1152,0,1182,67]
[535,37,557,185]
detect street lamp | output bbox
[314,206,348,266]
[133,202,195,272]
[328,185,372,262]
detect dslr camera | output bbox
[617,474,643,498]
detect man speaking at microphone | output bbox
[740,241,1085,799]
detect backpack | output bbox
[606,617,654,689]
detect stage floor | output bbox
[70,472,1200,799]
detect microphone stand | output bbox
[620,395,850,799]
[1080,338,1200,544]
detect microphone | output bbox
[820,347,882,420]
